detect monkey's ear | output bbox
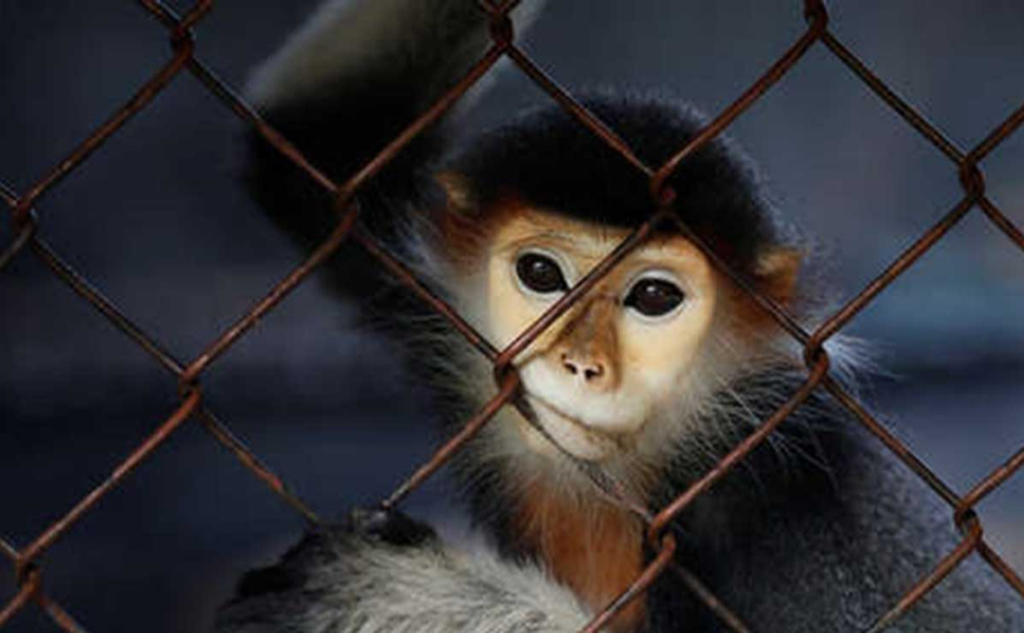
[434,171,476,215]
[752,247,803,306]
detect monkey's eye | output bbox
[624,278,685,317]
[515,252,568,295]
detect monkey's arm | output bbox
[215,511,590,633]
[245,0,540,249]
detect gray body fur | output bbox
[217,520,590,633]
[219,1,1024,631]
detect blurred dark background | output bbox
[1,1,1022,631]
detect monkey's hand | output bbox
[215,508,590,633]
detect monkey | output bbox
[215,1,1024,632]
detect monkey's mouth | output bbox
[516,397,625,462]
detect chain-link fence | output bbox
[2,1,1023,631]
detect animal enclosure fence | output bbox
[1,1,1023,631]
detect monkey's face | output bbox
[483,208,719,463]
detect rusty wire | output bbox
[2,0,1023,631]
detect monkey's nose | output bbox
[561,352,606,383]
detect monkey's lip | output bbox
[518,397,623,461]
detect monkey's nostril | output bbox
[561,353,605,382]
[560,353,579,375]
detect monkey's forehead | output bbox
[490,208,712,272]
[449,93,792,270]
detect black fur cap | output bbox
[450,93,795,273]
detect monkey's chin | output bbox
[515,399,620,462]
